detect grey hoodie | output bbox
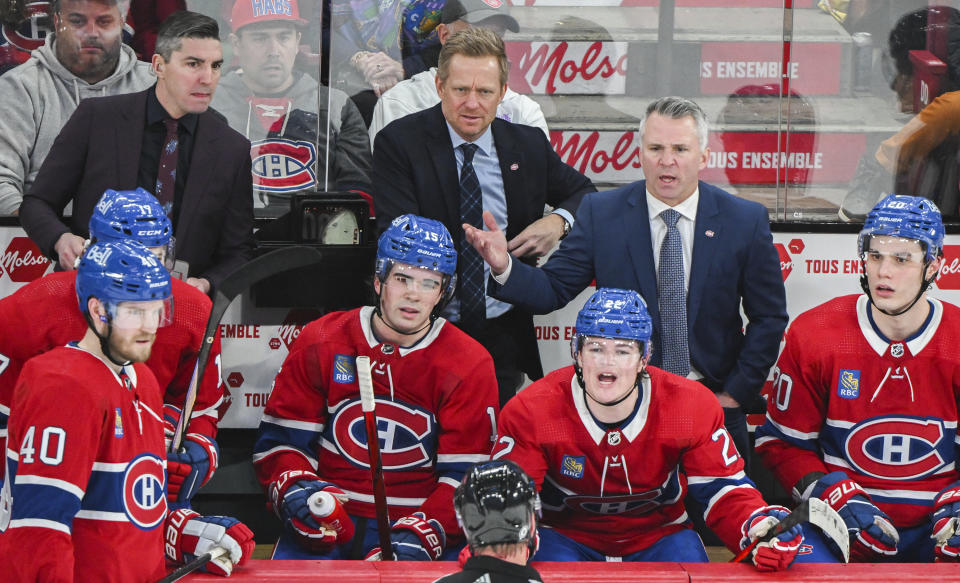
[0,36,154,215]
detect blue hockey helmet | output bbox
[858,194,944,262]
[90,188,173,247]
[572,288,653,359]
[376,214,458,298]
[76,241,173,325]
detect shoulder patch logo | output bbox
[837,369,860,399]
[333,354,356,384]
[560,455,585,479]
[114,408,123,438]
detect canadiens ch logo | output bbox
[560,455,584,479]
[250,139,317,193]
[837,369,860,399]
[122,453,166,530]
[844,417,947,480]
[330,398,435,470]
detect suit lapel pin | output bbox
[705,230,715,238]
[510,163,519,171]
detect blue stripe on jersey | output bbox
[435,460,473,483]
[254,421,320,464]
[81,468,126,514]
[868,488,937,508]
[755,419,819,452]
[11,480,80,528]
[687,472,756,512]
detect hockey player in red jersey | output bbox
[0,188,224,508]
[756,194,960,562]
[253,214,499,560]
[0,241,253,582]
[492,288,802,569]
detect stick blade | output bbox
[807,497,850,563]
[356,356,374,411]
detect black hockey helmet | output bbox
[454,460,540,552]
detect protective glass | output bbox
[383,265,446,295]
[860,237,926,270]
[578,338,643,366]
[108,298,174,330]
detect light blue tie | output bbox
[658,209,690,376]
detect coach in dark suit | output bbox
[372,27,594,406]
[20,11,253,294]
[467,97,787,466]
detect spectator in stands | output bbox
[0,0,153,215]
[212,0,372,216]
[373,27,594,407]
[369,0,548,146]
[465,96,787,468]
[19,10,254,294]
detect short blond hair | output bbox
[437,27,508,87]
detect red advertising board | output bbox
[700,42,843,95]
[506,41,628,95]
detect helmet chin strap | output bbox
[372,290,434,340]
[574,363,643,408]
[859,258,938,317]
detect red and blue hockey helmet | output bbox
[858,194,944,262]
[455,460,540,554]
[89,188,174,267]
[76,241,173,328]
[376,214,458,303]
[572,288,653,360]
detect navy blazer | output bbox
[491,180,788,409]
[19,87,255,290]
[372,103,595,378]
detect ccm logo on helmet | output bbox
[330,398,434,470]
[844,417,948,480]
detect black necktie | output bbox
[155,118,179,217]
[458,143,485,327]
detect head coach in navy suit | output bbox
[372,27,595,407]
[465,96,787,469]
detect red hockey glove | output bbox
[932,483,960,560]
[164,508,254,577]
[166,433,218,504]
[739,505,802,571]
[269,470,354,552]
[811,471,898,561]
[365,512,446,561]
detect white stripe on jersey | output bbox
[865,487,937,502]
[766,416,820,440]
[754,435,777,448]
[252,445,319,470]
[822,454,853,469]
[687,470,747,484]
[15,475,84,499]
[825,418,855,430]
[193,397,224,419]
[437,453,489,463]
[703,484,756,521]
[340,488,426,506]
[0,403,8,415]
[76,510,129,522]
[92,461,129,472]
[8,518,71,534]
[0,429,5,439]
[438,476,460,489]
[260,414,324,433]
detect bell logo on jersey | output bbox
[844,417,947,480]
[122,453,167,530]
[560,455,585,479]
[837,369,860,399]
[333,354,355,384]
[250,139,317,193]
[330,398,435,470]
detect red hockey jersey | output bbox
[0,271,224,482]
[0,345,168,582]
[493,365,772,557]
[756,294,960,527]
[253,307,499,540]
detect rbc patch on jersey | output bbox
[560,455,585,479]
[333,355,356,384]
[114,408,123,438]
[837,369,860,399]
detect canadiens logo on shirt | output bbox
[249,139,317,193]
[560,455,585,479]
[114,408,123,438]
[837,369,860,399]
[333,354,356,384]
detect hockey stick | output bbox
[356,355,394,560]
[732,497,850,564]
[156,546,228,583]
[170,246,323,452]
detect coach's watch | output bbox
[559,216,572,240]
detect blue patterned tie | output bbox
[658,208,690,376]
[458,143,485,327]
